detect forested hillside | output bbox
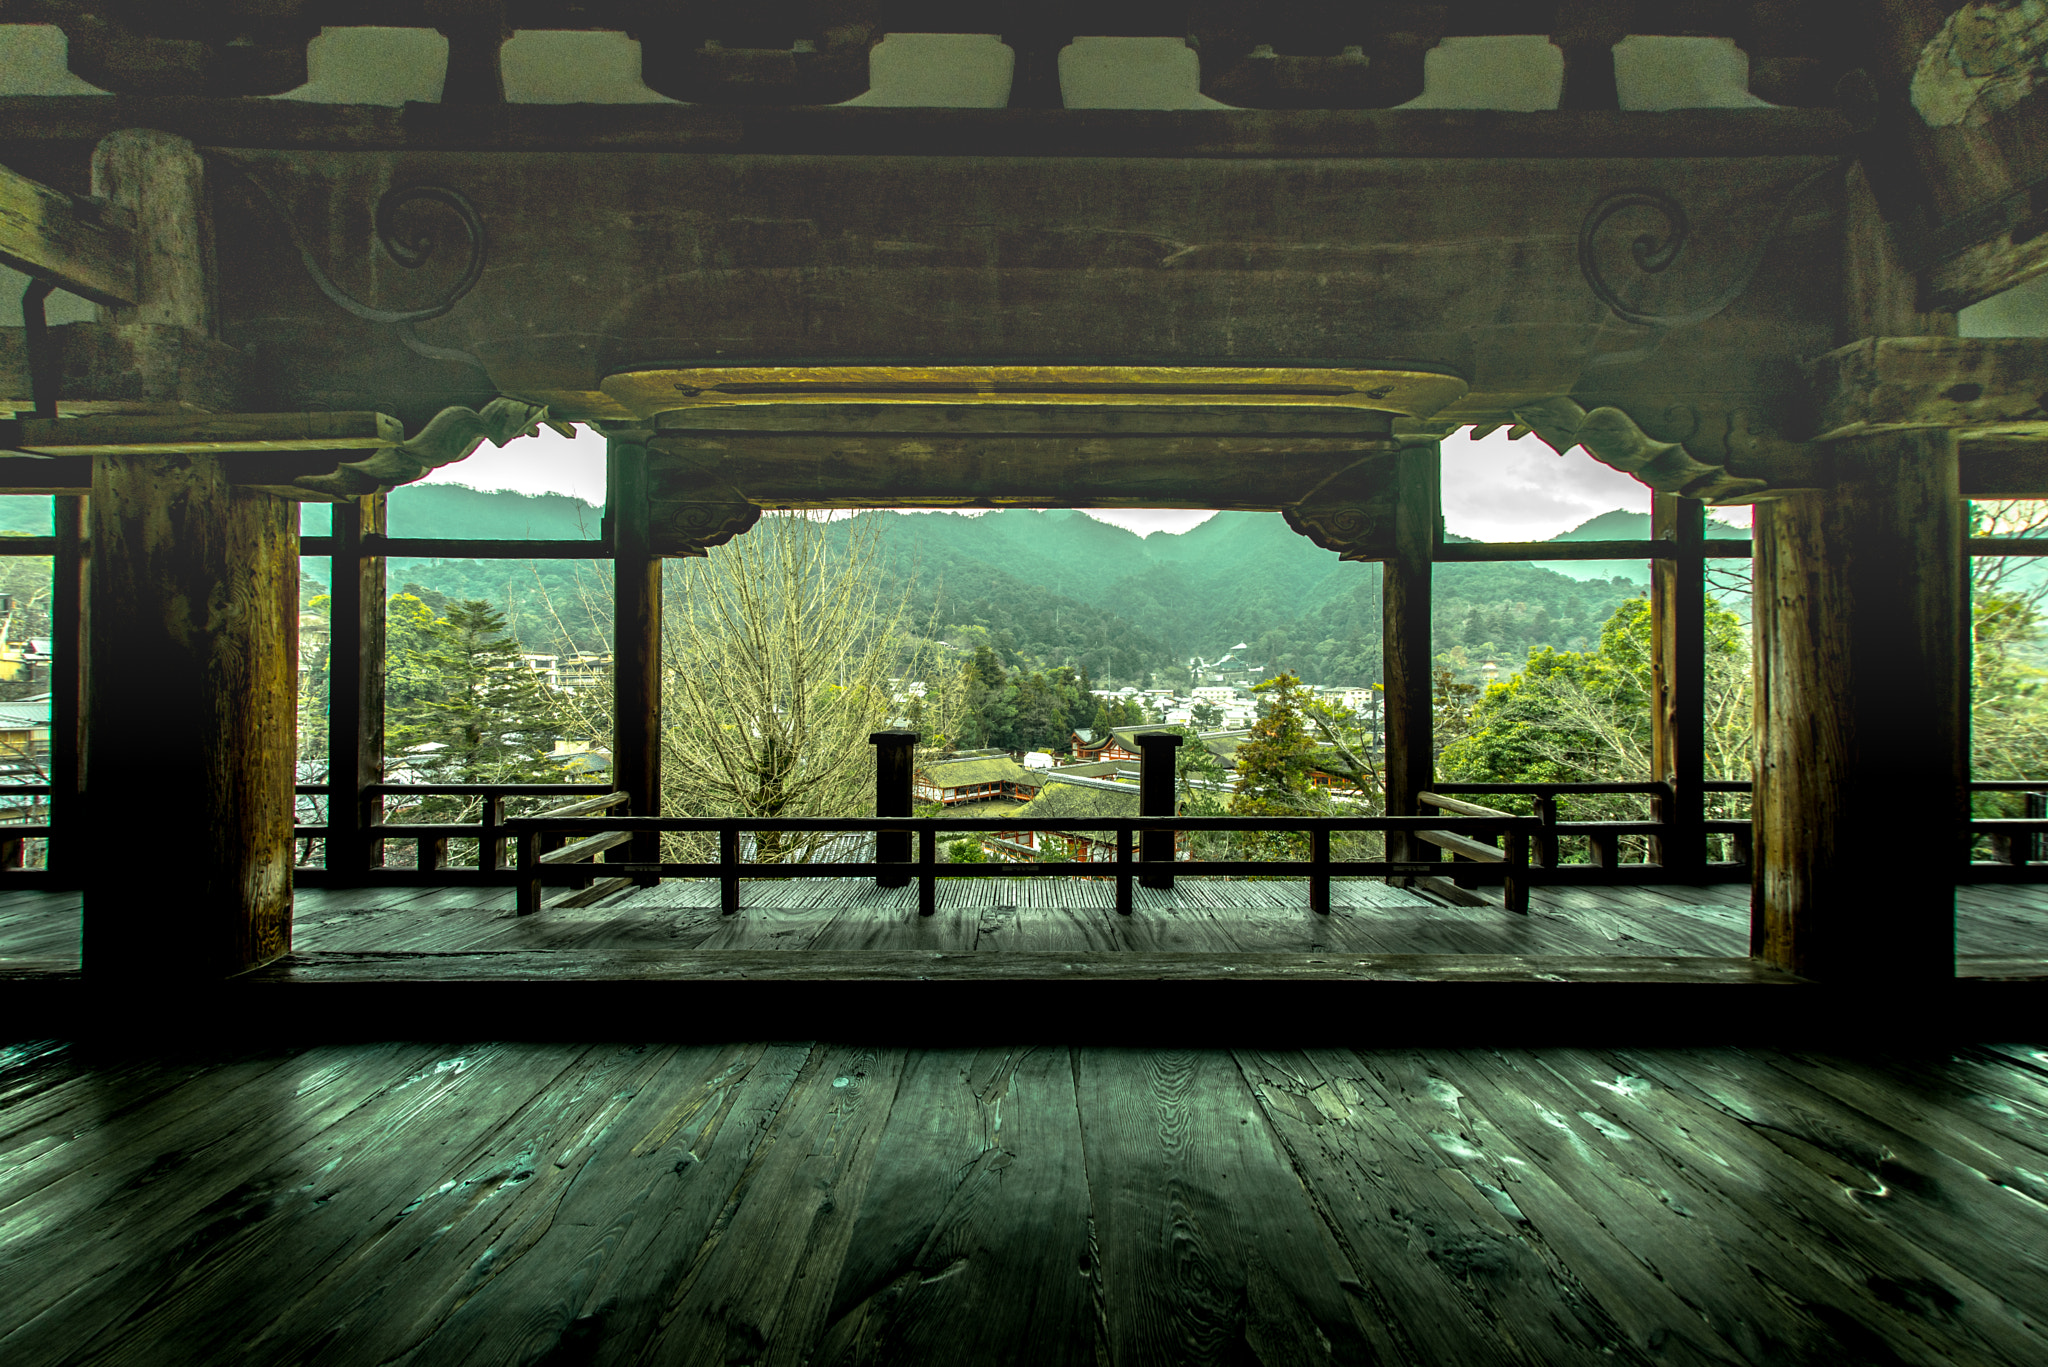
[0,485,1741,690]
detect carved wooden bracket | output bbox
[293,397,553,499]
[1509,396,1769,503]
[658,497,763,558]
[1281,459,1398,560]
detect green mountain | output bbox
[1539,507,1751,584]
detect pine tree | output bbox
[391,599,562,792]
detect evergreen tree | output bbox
[1231,673,1324,859]
[390,599,562,790]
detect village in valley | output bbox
[903,641,1390,867]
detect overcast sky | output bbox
[421,422,1743,539]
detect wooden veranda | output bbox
[5,4,2048,1362]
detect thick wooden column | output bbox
[607,431,661,874]
[1751,433,1964,981]
[79,128,299,979]
[47,494,86,882]
[1383,440,1439,868]
[1650,493,1706,880]
[81,462,298,978]
[325,493,386,880]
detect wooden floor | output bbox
[3,1035,2047,1365]
[1,874,2044,967]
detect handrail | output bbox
[504,811,1543,918]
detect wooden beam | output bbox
[0,97,1858,158]
[1960,438,2048,499]
[648,433,1398,513]
[0,160,136,307]
[1382,441,1437,871]
[1810,337,2048,442]
[607,432,662,879]
[1751,432,1964,983]
[0,410,402,455]
[1650,494,1706,882]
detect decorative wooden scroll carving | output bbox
[660,497,763,558]
[1281,459,1399,560]
[1509,396,1769,503]
[294,397,552,498]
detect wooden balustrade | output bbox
[507,811,1543,918]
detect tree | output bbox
[1437,594,1751,856]
[1231,673,1328,859]
[1190,701,1223,728]
[653,511,921,865]
[391,599,562,788]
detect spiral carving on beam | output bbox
[1576,160,1846,335]
[227,161,489,369]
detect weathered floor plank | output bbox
[3,1041,2048,1365]
[1074,1048,1378,1366]
[809,1048,1098,1365]
[5,878,2044,967]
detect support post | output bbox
[1650,493,1706,881]
[47,494,84,882]
[1383,440,1439,872]
[871,728,917,889]
[1752,433,1964,982]
[79,129,298,980]
[325,492,385,881]
[1134,729,1183,891]
[607,431,662,881]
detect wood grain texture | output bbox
[81,458,297,978]
[0,160,135,306]
[4,1039,2048,1364]
[1752,432,1965,980]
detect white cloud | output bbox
[1440,427,1650,540]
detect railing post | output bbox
[480,790,505,870]
[918,824,936,917]
[515,828,540,916]
[1533,792,1559,868]
[1310,826,1331,914]
[720,825,740,915]
[2032,792,2046,864]
[1503,827,1529,914]
[1134,730,1183,891]
[1116,824,1133,915]
[870,728,918,889]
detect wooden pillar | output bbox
[1383,440,1439,868]
[79,129,298,980]
[325,493,386,880]
[1751,433,1964,981]
[1746,158,1964,983]
[607,430,661,875]
[1650,493,1706,880]
[81,462,298,978]
[47,494,85,882]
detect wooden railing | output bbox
[1426,779,1754,882]
[293,782,626,886]
[504,812,1545,918]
